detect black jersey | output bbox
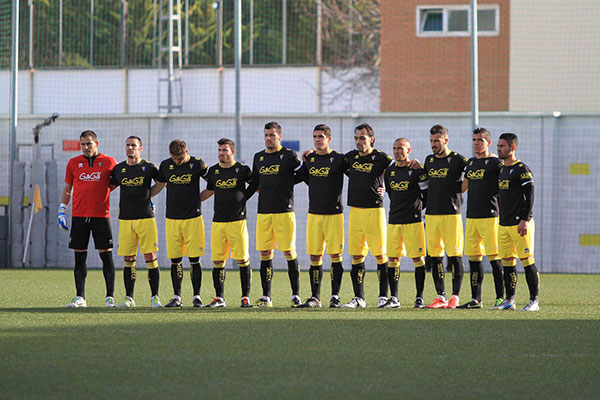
[384,163,428,224]
[345,149,394,208]
[110,159,159,220]
[465,156,502,218]
[157,156,208,220]
[248,147,302,214]
[424,151,468,215]
[498,160,534,226]
[206,162,252,222]
[303,150,348,215]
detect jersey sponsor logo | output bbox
[168,174,192,184]
[79,171,102,182]
[520,172,533,180]
[466,169,485,180]
[389,181,409,191]
[215,178,238,189]
[499,179,510,190]
[78,163,83,168]
[308,166,330,177]
[259,165,280,175]
[428,168,448,178]
[121,176,145,186]
[351,162,374,173]
[259,156,264,162]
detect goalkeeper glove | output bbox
[58,203,69,231]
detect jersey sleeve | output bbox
[206,168,215,190]
[64,160,74,184]
[150,163,160,182]
[197,158,209,178]
[110,168,119,187]
[156,161,167,183]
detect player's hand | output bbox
[408,159,421,169]
[517,220,529,237]
[151,201,156,213]
[376,186,385,196]
[58,203,69,231]
[302,149,315,162]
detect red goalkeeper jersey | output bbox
[65,153,116,218]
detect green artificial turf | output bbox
[1,269,598,399]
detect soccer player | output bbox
[247,121,304,308]
[496,133,540,311]
[383,138,428,309]
[200,138,253,308]
[154,140,208,308]
[299,124,348,308]
[110,136,162,308]
[343,123,394,308]
[424,124,469,309]
[457,128,504,309]
[60,130,117,308]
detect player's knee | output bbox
[309,254,323,263]
[521,257,535,267]
[213,261,225,269]
[375,255,387,264]
[237,259,250,267]
[388,257,400,263]
[413,257,425,268]
[171,257,183,264]
[284,250,297,261]
[146,259,159,269]
[469,255,483,262]
[330,254,342,263]
[352,256,365,264]
[188,256,199,263]
[124,255,136,262]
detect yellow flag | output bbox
[33,185,42,214]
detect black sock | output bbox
[99,251,115,298]
[239,265,251,298]
[415,266,425,299]
[387,264,399,299]
[260,259,273,298]
[490,259,504,299]
[469,260,484,302]
[430,257,446,297]
[148,267,159,297]
[170,258,183,297]
[124,265,136,298]
[350,262,365,299]
[425,255,432,272]
[212,267,226,298]
[524,264,540,301]
[74,251,88,298]
[287,258,300,296]
[189,258,202,296]
[449,256,464,296]
[377,262,388,298]
[330,262,343,296]
[504,265,517,301]
[309,264,323,300]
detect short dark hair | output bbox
[499,132,519,148]
[354,123,374,137]
[80,130,97,142]
[169,139,187,155]
[127,135,142,146]
[473,127,492,142]
[394,137,411,147]
[313,124,331,138]
[264,121,282,134]
[430,124,448,137]
[217,137,236,150]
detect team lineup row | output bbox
[59,122,539,311]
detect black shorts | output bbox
[69,217,114,250]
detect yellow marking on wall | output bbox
[0,196,9,206]
[570,163,590,175]
[580,234,600,246]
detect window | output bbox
[416,5,500,37]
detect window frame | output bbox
[415,4,500,37]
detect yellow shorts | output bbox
[256,212,296,252]
[425,214,463,257]
[211,219,250,262]
[387,222,426,259]
[464,217,499,257]
[306,213,344,256]
[348,207,386,257]
[165,216,205,259]
[499,219,535,259]
[118,218,159,256]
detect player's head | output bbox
[264,121,282,151]
[354,123,375,154]
[392,137,412,163]
[126,136,143,160]
[497,133,518,160]
[217,137,236,164]
[313,124,332,151]
[429,124,449,155]
[472,127,492,156]
[169,139,189,165]
[79,130,99,157]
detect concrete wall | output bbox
[2,113,599,273]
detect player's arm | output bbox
[461,178,468,193]
[151,182,166,197]
[517,181,534,236]
[58,183,72,231]
[200,189,214,202]
[245,160,259,197]
[419,172,429,206]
